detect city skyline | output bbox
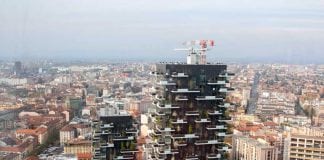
[0,0,324,64]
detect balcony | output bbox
[158,81,176,86]
[155,95,165,101]
[206,125,226,130]
[217,132,228,137]
[171,89,200,93]
[157,127,175,132]
[125,129,138,134]
[171,134,199,139]
[157,149,179,155]
[208,110,222,115]
[207,80,226,85]
[100,143,114,148]
[185,111,200,116]
[154,111,166,116]
[219,73,235,78]
[218,146,231,152]
[115,155,134,160]
[171,119,188,124]
[175,96,188,101]
[206,153,221,159]
[218,117,232,122]
[195,140,221,145]
[195,118,211,123]
[219,87,234,93]
[155,139,165,146]
[185,155,199,160]
[120,149,139,154]
[113,136,134,141]
[175,140,187,147]
[157,103,180,109]
[218,103,231,108]
[171,73,188,78]
[100,124,114,129]
[151,129,162,136]
[196,96,223,101]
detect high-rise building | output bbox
[232,135,278,160]
[13,61,22,76]
[148,42,234,159]
[92,104,139,160]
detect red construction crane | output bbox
[175,40,215,64]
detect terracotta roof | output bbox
[77,153,92,159]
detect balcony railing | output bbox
[171,119,188,124]
[195,118,211,123]
[157,149,179,155]
[158,81,176,86]
[196,96,223,101]
[115,155,134,160]
[171,134,199,139]
[206,125,226,130]
[195,140,221,145]
[113,136,134,141]
[219,87,235,93]
[171,73,188,78]
[157,127,175,132]
[157,103,180,109]
[175,96,188,101]
[206,153,221,159]
[185,111,200,116]
[171,89,200,93]
[218,103,231,108]
[207,80,226,85]
[154,111,166,116]
[208,110,222,115]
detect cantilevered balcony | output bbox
[113,136,134,141]
[171,134,199,139]
[120,149,139,154]
[185,111,200,116]
[207,80,226,85]
[219,87,234,93]
[158,80,176,86]
[196,96,223,101]
[115,155,134,160]
[157,149,179,155]
[171,89,200,93]
[155,95,165,101]
[154,111,166,116]
[208,110,222,115]
[171,119,188,124]
[218,117,232,122]
[206,153,221,159]
[151,129,162,136]
[125,128,138,134]
[157,102,180,109]
[218,146,231,152]
[171,73,188,78]
[100,124,114,129]
[206,125,227,130]
[218,103,231,108]
[157,127,175,132]
[217,132,228,137]
[155,139,165,146]
[174,140,187,147]
[194,140,221,145]
[175,96,188,101]
[185,155,199,160]
[219,73,235,78]
[100,143,114,148]
[195,118,211,123]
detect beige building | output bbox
[60,125,76,146]
[64,139,92,155]
[285,134,324,160]
[232,135,278,160]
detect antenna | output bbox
[174,40,214,64]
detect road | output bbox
[247,72,260,114]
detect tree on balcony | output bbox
[188,125,193,134]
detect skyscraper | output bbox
[148,42,234,160]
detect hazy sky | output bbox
[0,0,324,63]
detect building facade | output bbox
[148,63,233,159]
[232,135,278,160]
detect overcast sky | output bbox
[0,0,324,63]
